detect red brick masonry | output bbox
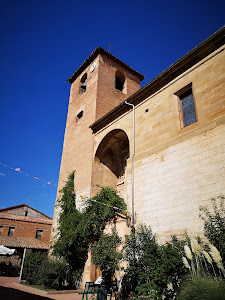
[0,213,52,249]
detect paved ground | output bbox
[0,276,83,300]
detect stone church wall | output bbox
[132,124,225,242]
[93,45,225,241]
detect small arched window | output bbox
[80,73,87,94]
[115,71,125,92]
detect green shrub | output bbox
[179,275,225,300]
[121,225,187,299]
[39,259,72,290]
[22,251,73,290]
[136,282,162,299]
[22,251,47,285]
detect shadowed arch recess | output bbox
[92,129,130,192]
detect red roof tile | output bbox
[68,46,145,84]
[0,213,53,225]
[0,236,49,250]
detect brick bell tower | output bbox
[51,47,144,238]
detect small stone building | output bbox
[0,204,52,272]
[51,27,225,283]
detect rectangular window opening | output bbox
[8,227,15,237]
[0,226,3,236]
[36,229,43,240]
[175,84,197,127]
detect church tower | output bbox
[51,47,144,235]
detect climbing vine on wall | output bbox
[52,172,127,281]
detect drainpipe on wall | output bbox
[125,101,135,231]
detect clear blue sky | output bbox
[0,0,224,218]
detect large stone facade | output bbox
[91,40,225,242]
[51,27,225,281]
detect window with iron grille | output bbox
[175,83,197,127]
[180,91,197,127]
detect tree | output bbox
[91,230,123,277]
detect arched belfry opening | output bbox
[80,73,87,93]
[115,71,125,92]
[92,129,130,197]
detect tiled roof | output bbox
[0,236,49,250]
[0,213,52,225]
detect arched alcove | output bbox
[80,73,87,93]
[92,129,130,196]
[115,71,125,92]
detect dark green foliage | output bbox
[0,262,20,276]
[121,225,187,299]
[22,251,47,285]
[52,173,126,282]
[38,259,72,290]
[91,230,123,274]
[59,171,77,216]
[178,275,225,300]
[22,251,72,290]
[83,186,127,238]
[136,283,162,299]
[170,234,189,255]
[52,171,87,280]
[199,195,225,262]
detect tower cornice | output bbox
[67,46,145,84]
